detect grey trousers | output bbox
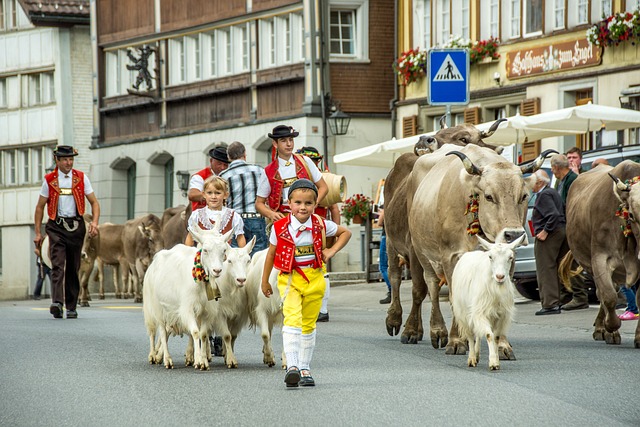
[534,227,570,309]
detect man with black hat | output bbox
[33,145,100,319]
[256,125,328,222]
[187,144,229,211]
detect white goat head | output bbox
[224,236,256,287]
[191,228,234,278]
[476,234,525,284]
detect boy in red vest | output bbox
[261,179,351,388]
[255,125,328,222]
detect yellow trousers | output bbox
[278,266,326,334]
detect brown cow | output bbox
[161,204,191,249]
[122,214,164,303]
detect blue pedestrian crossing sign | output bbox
[428,49,469,105]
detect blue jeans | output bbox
[231,217,268,256]
[621,283,638,314]
[379,235,391,292]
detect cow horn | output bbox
[480,118,507,138]
[609,172,631,192]
[439,114,448,130]
[446,151,482,176]
[519,149,558,174]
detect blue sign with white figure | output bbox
[428,49,469,105]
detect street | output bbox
[1,281,639,427]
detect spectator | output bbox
[531,169,568,315]
[219,141,268,256]
[378,206,391,304]
[550,153,578,206]
[618,283,639,321]
[33,247,51,300]
[33,145,100,319]
[566,146,583,175]
[187,145,230,211]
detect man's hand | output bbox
[322,248,337,263]
[536,230,548,241]
[88,222,99,237]
[261,281,273,297]
[33,233,43,249]
[271,211,285,222]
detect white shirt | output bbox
[188,206,244,238]
[188,168,215,192]
[257,155,323,208]
[269,216,338,264]
[40,170,94,218]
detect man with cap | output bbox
[255,125,328,222]
[187,145,230,211]
[219,141,269,255]
[33,145,100,319]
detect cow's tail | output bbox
[558,251,583,291]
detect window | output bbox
[127,164,136,220]
[27,72,54,106]
[0,146,53,187]
[489,0,499,38]
[20,149,29,184]
[627,1,640,13]
[413,0,431,49]
[240,24,249,70]
[577,0,588,24]
[4,149,16,185]
[0,78,6,108]
[284,15,291,62]
[510,0,520,38]
[439,0,450,44]
[554,0,565,30]
[194,35,201,80]
[168,38,186,84]
[0,1,4,31]
[330,10,355,55]
[32,147,43,183]
[259,14,304,68]
[164,159,174,210]
[524,0,542,36]
[600,0,611,17]
[264,18,275,66]
[222,28,232,74]
[460,2,469,39]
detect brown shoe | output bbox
[562,300,589,311]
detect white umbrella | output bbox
[480,115,584,145]
[521,103,640,133]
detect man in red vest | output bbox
[256,125,328,222]
[33,145,100,319]
[187,145,230,211]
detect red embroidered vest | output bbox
[264,154,311,213]
[191,167,214,211]
[273,215,324,273]
[45,168,85,220]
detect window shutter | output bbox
[402,115,417,137]
[463,107,481,124]
[520,98,541,162]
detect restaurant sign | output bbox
[506,38,601,79]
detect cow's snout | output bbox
[502,230,524,243]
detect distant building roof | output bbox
[18,0,90,26]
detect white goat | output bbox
[142,228,233,370]
[187,237,256,369]
[450,234,525,371]
[245,248,285,369]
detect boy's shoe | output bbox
[66,310,78,319]
[299,369,315,387]
[210,336,224,356]
[317,312,329,322]
[49,303,63,319]
[618,310,640,321]
[284,366,301,388]
[379,292,391,304]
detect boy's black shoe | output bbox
[66,310,78,319]
[299,369,315,387]
[284,366,301,387]
[50,303,63,319]
[317,312,329,322]
[379,292,391,304]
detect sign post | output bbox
[428,49,470,126]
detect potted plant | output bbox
[341,194,372,225]
[441,35,500,64]
[587,10,640,47]
[393,48,427,86]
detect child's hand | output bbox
[261,281,273,298]
[322,248,336,263]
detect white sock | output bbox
[298,330,316,371]
[282,326,302,368]
[320,275,330,314]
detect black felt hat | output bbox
[208,146,229,163]
[297,146,323,160]
[53,145,78,157]
[268,125,299,140]
[288,178,318,197]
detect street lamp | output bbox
[328,108,351,136]
[176,170,190,197]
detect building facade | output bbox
[0,0,91,299]
[394,0,640,162]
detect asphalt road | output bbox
[1,281,639,427]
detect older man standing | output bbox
[34,145,100,319]
[187,145,230,211]
[532,169,568,315]
[219,141,268,255]
[551,153,578,206]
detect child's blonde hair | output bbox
[203,176,229,194]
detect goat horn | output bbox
[519,149,558,174]
[447,151,482,176]
[480,118,507,138]
[439,114,448,130]
[609,172,631,192]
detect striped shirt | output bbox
[219,159,266,214]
